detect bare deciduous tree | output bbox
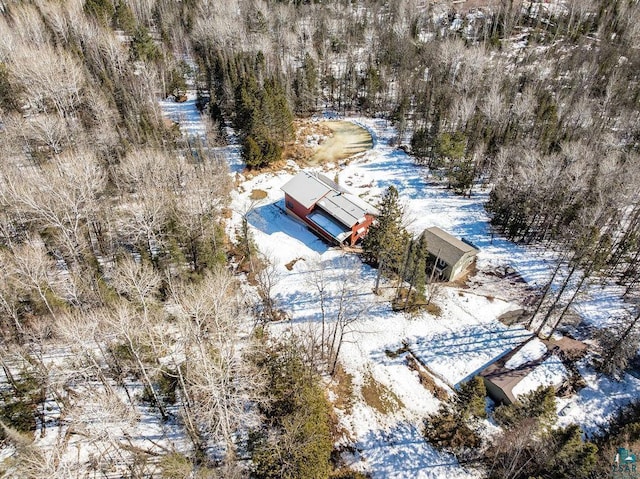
[170,269,263,464]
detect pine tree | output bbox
[363,186,410,294]
[412,233,429,299]
[494,385,557,430]
[113,0,136,34]
[84,0,114,27]
[130,27,160,62]
[362,185,407,267]
[455,376,487,420]
[550,424,598,478]
[251,343,332,479]
[423,376,486,457]
[234,75,293,169]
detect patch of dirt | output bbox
[249,189,268,200]
[330,363,355,415]
[406,355,449,401]
[283,119,372,167]
[361,372,404,415]
[285,257,305,271]
[311,121,372,165]
[497,308,526,326]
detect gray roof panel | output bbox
[281,171,332,209]
[307,209,351,241]
[317,191,368,228]
[423,226,478,267]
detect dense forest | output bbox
[1,0,640,477]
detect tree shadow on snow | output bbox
[353,422,472,478]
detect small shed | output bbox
[281,171,378,246]
[480,338,569,405]
[422,226,478,281]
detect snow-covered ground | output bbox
[160,96,640,476]
[159,93,207,138]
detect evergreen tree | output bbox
[113,0,136,34]
[364,186,410,294]
[234,75,293,169]
[550,424,598,478]
[494,385,557,431]
[437,131,467,160]
[243,136,264,169]
[410,128,431,163]
[251,343,332,479]
[130,27,160,62]
[362,186,407,268]
[455,376,487,420]
[411,233,429,299]
[293,53,318,115]
[401,233,429,308]
[84,0,114,26]
[423,376,486,458]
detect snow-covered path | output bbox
[159,93,207,138]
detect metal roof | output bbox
[423,226,478,267]
[307,209,351,242]
[281,171,377,227]
[280,171,333,209]
[317,191,368,228]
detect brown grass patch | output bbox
[361,372,404,415]
[243,159,288,177]
[283,119,372,167]
[330,364,354,415]
[406,355,449,401]
[310,121,372,165]
[282,119,332,165]
[423,302,442,317]
[250,189,268,200]
[391,289,442,317]
[285,257,304,271]
[220,207,233,219]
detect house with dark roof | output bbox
[281,171,378,246]
[422,226,478,282]
[478,336,585,405]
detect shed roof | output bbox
[480,339,550,403]
[479,337,569,403]
[423,226,478,267]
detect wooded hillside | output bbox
[0,0,639,477]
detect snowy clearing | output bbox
[160,96,640,477]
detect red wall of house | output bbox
[349,213,375,246]
[284,194,337,244]
[284,194,313,219]
[285,194,375,247]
